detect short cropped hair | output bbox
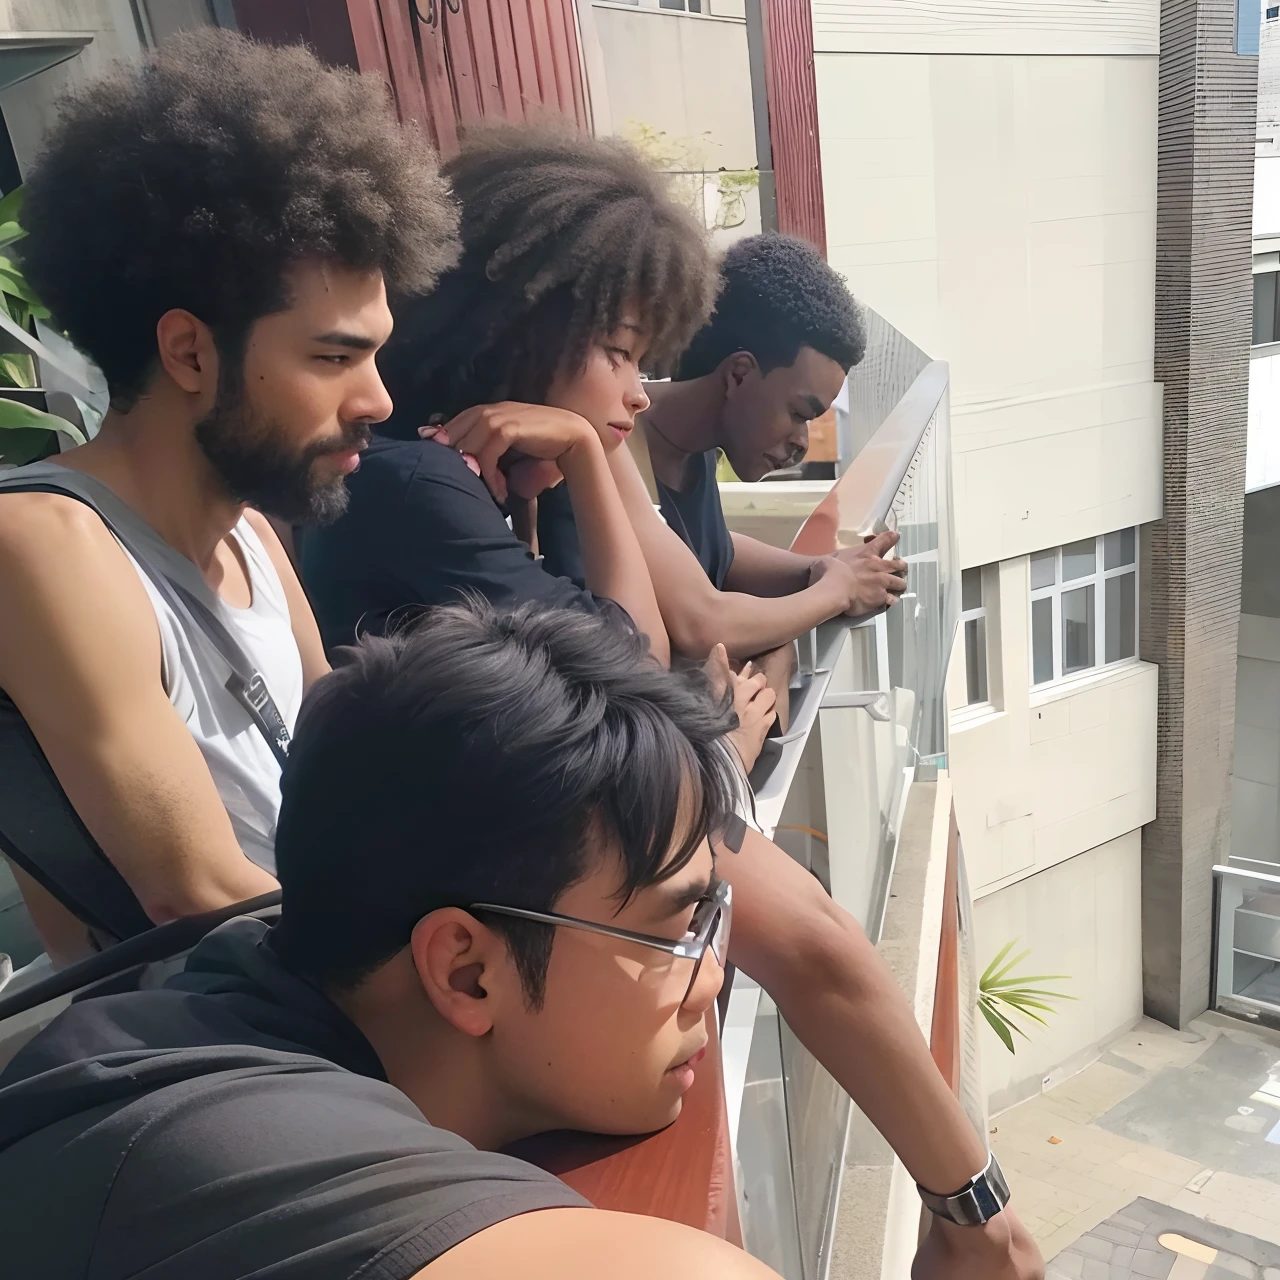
[377,125,718,431]
[20,29,457,407]
[675,234,865,380]
[271,601,739,1003]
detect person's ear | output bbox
[408,908,503,1039]
[155,308,219,398]
[721,351,759,398]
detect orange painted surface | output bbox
[929,805,962,1095]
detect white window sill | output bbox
[949,701,1004,732]
[1029,657,1152,707]
[591,1,745,21]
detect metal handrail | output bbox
[791,360,949,556]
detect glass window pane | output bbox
[1256,271,1279,346]
[1062,584,1096,675]
[1061,538,1097,582]
[1032,597,1054,684]
[1104,528,1136,569]
[962,567,983,613]
[1105,572,1137,662]
[1030,552,1056,591]
[965,616,988,704]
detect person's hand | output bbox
[912,1208,1044,1280]
[421,402,595,503]
[705,643,777,772]
[809,530,908,616]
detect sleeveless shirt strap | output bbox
[0,481,291,766]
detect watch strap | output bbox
[917,1152,1010,1226]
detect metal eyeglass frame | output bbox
[470,878,732,1006]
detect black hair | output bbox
[271,600,739,1004]
[20,28,458,408]
[377,125,719,435]
[674,234,866,381]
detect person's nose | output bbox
[346,363,394,427]
[684,948,725,1015]
[626,371,650,417]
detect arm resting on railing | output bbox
[607,447,897,660]
[717,827,1044,1280]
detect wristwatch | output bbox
[917,1152,1010,1226]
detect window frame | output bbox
[1028,530,1139,690]
[959,566,991,709]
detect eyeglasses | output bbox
[470,878,732,1007]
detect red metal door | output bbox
[233,0,588,155]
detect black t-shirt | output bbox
[538,445,735,591]
[0,918,586,1280]
[301,435,626,652]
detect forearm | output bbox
[724,534,817,598]
[673,579,846,661]
[721,829,987,1195]
[769,896,988,1191]
[563,437,670,666]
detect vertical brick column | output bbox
[1142,0,1256,1026]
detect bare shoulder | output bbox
[0,487,158,691]
[0,487,143,600]
[413,1208,781,1280]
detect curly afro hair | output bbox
[674,234,865,381]
[378,125,718,433]
[20,29,458,407]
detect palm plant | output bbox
[0,185,89,467]
[978,939,1075,1054]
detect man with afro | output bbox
[0,29,455,964]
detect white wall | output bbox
[948,556,1157,897]
[1232,615,1280,865]
[817,52,1163,569]
[811,0,1158,56]
[1248,351,1280,491]
[974,831,1143,1112]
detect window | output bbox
[1255,270,1280,345]
[960,567,989,706]
[1029,529,1138,687]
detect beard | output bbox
[194,373,370,526]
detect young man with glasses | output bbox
[0,601,764,1279]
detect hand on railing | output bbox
[912,1209,1045,1280]
[704,644,776,773]
[807,530,907,617]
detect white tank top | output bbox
[0,463,302,874]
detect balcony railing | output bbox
[1213,859,1280,1019]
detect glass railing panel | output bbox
[839,307,932,472]
[737,991,806,1278]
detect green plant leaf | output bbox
[0,425,52,465]
[0,257,44,308]
[979,938,1019,985]
[0,351,35,388]
[0,185,25,225]
[0,395,87,445]
[979,938,1074,1055]
[978,999,1021,1052]
[987,947,1033,988]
